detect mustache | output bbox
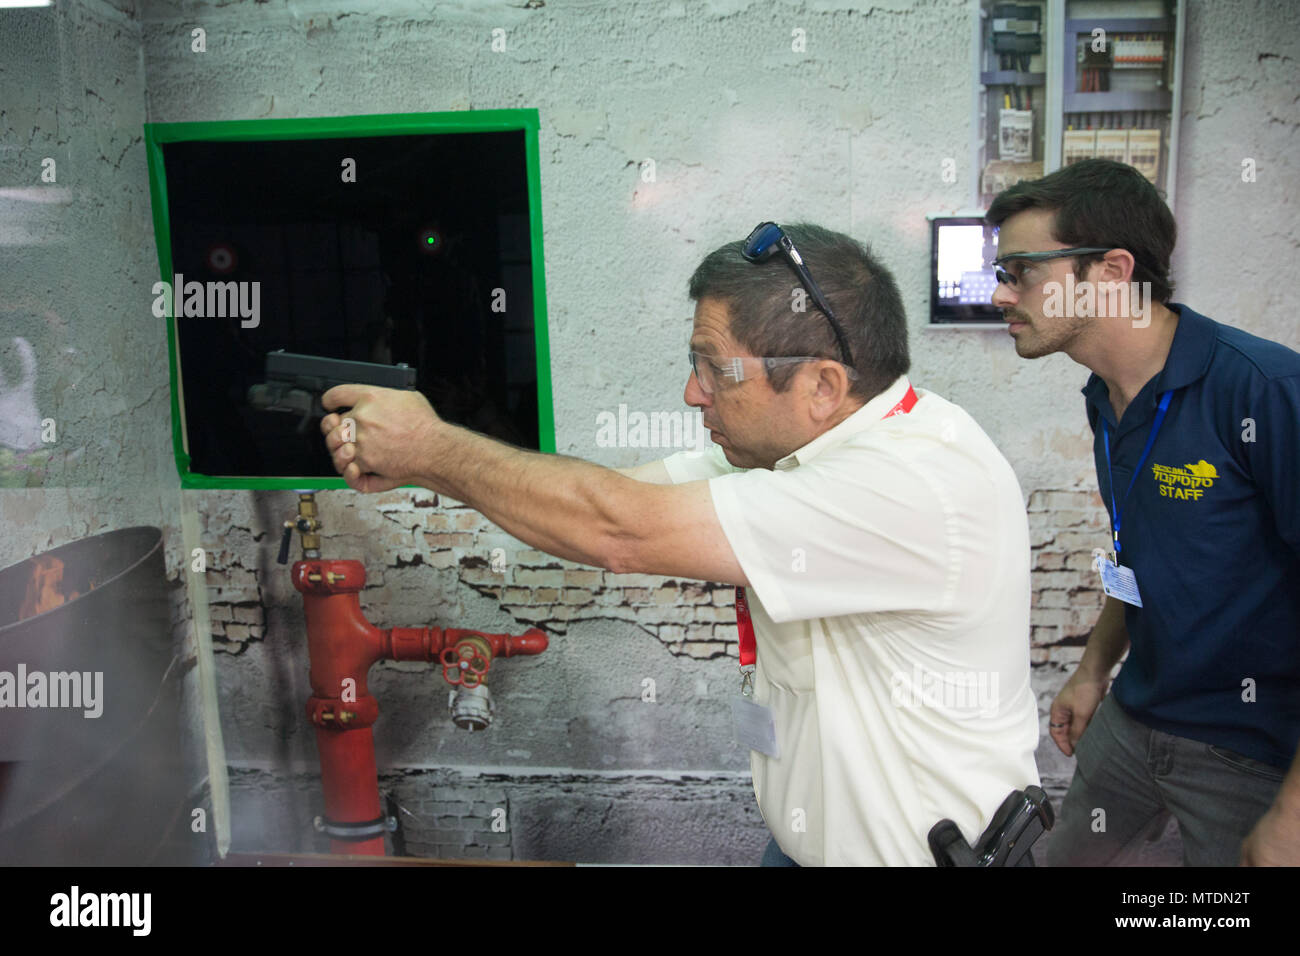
[1002,310,1031,324]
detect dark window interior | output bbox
[162,130,539,478]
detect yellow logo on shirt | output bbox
[1151,459,1217,500]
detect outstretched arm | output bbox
[320,384,745,585]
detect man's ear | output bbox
[1093,248,1136,284]
[808,362,850,420]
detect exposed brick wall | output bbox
[1026,486,1111,664]
[204,521,269,654]
[204,490,739,660]
[383,773,513,861]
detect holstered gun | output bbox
[928,785,1054,867]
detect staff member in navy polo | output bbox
[987,158,1300,866]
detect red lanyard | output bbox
[736,383,918,665]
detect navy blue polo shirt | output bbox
[1083,304,1300,769]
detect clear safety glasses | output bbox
[688,351,859,395]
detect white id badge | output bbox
[731,696,779,758]
[1093,550,1143,607]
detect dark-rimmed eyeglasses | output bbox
[992,247,1113,289]
[741,221,855,368]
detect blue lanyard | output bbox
[1101,391,1172,553]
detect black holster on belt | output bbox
[927,785,1054,866]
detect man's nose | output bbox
[991,279,1017,311]
[684,371,709,409]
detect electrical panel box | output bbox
[1059,0,1185,203]
[973,0,1185,211]
[975,2,1048,211]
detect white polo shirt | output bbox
[663,375,1040,866]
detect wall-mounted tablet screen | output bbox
[930,216,1002,324]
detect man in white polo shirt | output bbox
[318,222,1041,866]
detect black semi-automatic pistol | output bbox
[248,350,418,432]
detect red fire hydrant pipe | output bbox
[292,558,547,855]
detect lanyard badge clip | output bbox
[735,586,758,697]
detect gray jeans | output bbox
[1047,694,1286,866]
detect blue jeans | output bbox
[1047,694,1286,866]
[761,835,800,867]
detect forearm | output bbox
[614,459,673,484]
[1074,595,1130,683]
[414,422,629,568]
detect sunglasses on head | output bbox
[742,221,855,369]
